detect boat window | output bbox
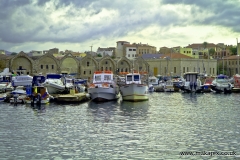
[104,75,111,80]
[95,75,101,81]
[126,75,132,81]
[134,75,140,81]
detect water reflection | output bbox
[120,100,149,117]
[88,100,120,122]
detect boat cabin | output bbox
[183,72,199,82]
[215,74,229,83]
[125,73,141,84]
[93,71,113,83]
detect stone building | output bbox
[0,51,220,78]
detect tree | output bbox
[209,48,215,57]
[229,46,237,55]
[202,41,209,59]
[97,54,102,57]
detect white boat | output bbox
[163,80,175,92]
[180,72,203,93]
[0,93,7,102]
[11,75,33,87]
[148,76,158,92]
[25,86,50,104]
[88,71,120,102]
[42,73,72,94]
[211,74,233,93]
[9,87,26,104]
[120,72,149,102]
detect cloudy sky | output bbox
[1,0,240,53]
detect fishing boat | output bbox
[120,71,149,102]
[180,72,203,93]
[211,74,233,93]
[88,71,120,102]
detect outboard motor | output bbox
[194,82,197,90]
[31,93,35,107]
[190,82,193,91]
[37,93,41,106]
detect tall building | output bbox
[116,41,130,58]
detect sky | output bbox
[1,0,240,53]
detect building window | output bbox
[128,54,130,57]
[213,68,215,74]
[84,71,86,74]
[41,65,43,69]
[133,49,136,51]
[210,68,211,74]
[183,67,185,73]
[187,67,189,72]
[129,49,132,51]
[89,70,91,74]
[87,62,89,66]
[46,65,48,69]
[121,62,123,65]
[52,65,54,69]
[194,67,195,72]
[174,67,176,73]
[110,67,112,71]
[105,61,108,64]
[101,67,103,71]
[105,67,108,71]
[125,68,128,72]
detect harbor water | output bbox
[0,92,240,159]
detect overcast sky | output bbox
[1,0,240,53]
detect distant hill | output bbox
[4,50,12,55]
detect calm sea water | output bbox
[0,92,240,159]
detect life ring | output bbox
[89,83,95,88]
[102,83,109,88]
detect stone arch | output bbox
[80,54,98,79]
[117,57,132,73]
[98,55,116,73]
[10,51,34,75]
[60,53,79,76]
[134,57,149,72]
[35,53,60,75]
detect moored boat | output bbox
[180,72,203,93]
[120,71,149,102]
[88,71,120,102]
[203,77,214,92]
[0,93,7,102]
[42,73,71,94]
[24,86,51,104]
[211,74,233,93]
[232,74,240,93]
